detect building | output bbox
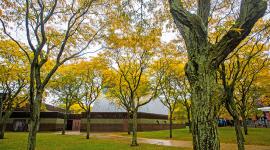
[4,98,184,132]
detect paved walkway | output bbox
[56,132,270,150]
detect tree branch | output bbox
[211,0,267,68]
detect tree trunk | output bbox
[224,89,245,150]
[0,120,7,139]
[234,118,245,150]
[186,107,191,133]
[169,111,173,138]
[186,63,220,150]
[86,111,91,139]
[263,113,268,128]
[127,111,130,135]
[62,112,67,135]
[0,111,13,139]
[242,115,248,135]
[131,110,138,146]
[27,92,41,150]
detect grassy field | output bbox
[1,128,269,149]
[130,127,270,146]
[0,132,190,150]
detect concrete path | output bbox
[56,132,270,150]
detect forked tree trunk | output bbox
[27,92,42,150]
[169,111,173,138]
[186,63,220,150]
[234,117,245,150]
[131,110,138,146]
[169,0,267,149]
[86,111,91,139]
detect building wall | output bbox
[4,111,184,132]
[5,112,64,132]
[80,112,184,132]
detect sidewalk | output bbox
[56,132,270,150]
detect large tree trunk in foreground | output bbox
[27,93,42,150]
[169,111,173,138]
[131,110,138,146]
[86,111,91,139]
[187,66,220,150]
[169,1,267,149]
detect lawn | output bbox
[0,132,189,150]
[131,127,270,146]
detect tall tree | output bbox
[220,42,268,150]
[0,40,29,139]
[169,0,267,149]
[49,64,81,135]
[0,1,111,149]
[104,1,163,145]
[153,43,186,138]
[105,69,133,135]
[76,57,108,139]
[177,76,191,133]
[105,27,161,145]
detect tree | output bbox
[169,0,267,149]
[49,64,81,135]
[103,1,163,144]
[105,26,161,146]
[105,69,133,135]
[0,1,110,149]
[219,37,268,149]
[157,68,179,139]
[235,54,268,135]
[76,57,108,139]
[0,40,28,139]
[153,43,186,138]
[177,76,191,133]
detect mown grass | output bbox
[0,132,190,150]
[130,127,270,145]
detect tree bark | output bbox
[234,118,245,150]
[131,110,138,146]
[186,63,220,150]
[27,92,41,150]
[0,120,7,139]
[186,107,191,133]
[0,111,12,139]
[169,1,267,149]
[224,88,245,150]
[169,111,173,138]
[62,112,67,135]
[242,115,248,135]
[127,111,131,135]
[86,111,91,139]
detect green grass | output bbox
[131,127,270,146]
[0,132,189,150]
